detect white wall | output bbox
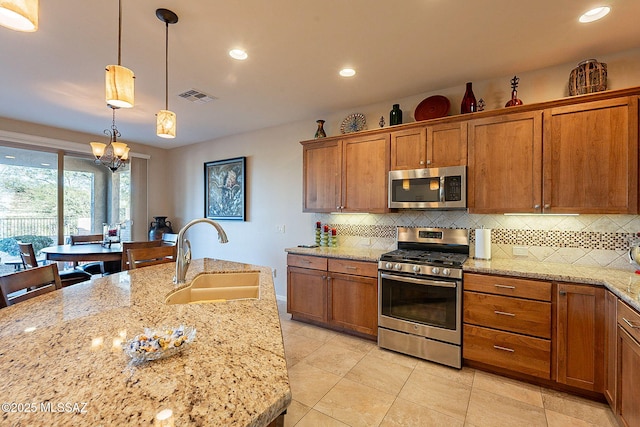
[168,47,640,300]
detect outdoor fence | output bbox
[0,217,81,240]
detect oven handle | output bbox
[380,273,457,288]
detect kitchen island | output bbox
[0,258,291,426]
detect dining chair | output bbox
[18,242,91,287]
[161,233,179,246]
[69,234,109,275]
[121,240,162,271]
[0,264,62,308]
[127,245,177,269]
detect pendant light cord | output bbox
[165,20,169,110]
[117,0,122,65]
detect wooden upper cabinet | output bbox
[302,139,341,212]
[467,111,543,213]
[342,133,390,213]
[543,97,639,214]
[390,122,467,170]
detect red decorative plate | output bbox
[414,95,450,121]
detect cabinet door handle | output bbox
[544,204,551,209]
[623,318,640,329]
[419,160,425,165]
[534,204,540,209]
[345,266,357,270]
[426,159,431,165]
[559,290,567,296]
[493,345,515,353]
[494,284,515,290]
[494,310,515,317]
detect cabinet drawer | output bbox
[328,258,377,277]
[463,324,551,379]
[464,292,551,339]
[464,273,551,301]
[618,299,640,344]
[287,254,327,270]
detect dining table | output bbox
[40,243,123,263]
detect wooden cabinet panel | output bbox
[467,111,543,213]
[342,133,390,213]
[287,254,327,270]
[618,327,640,427]
[464,292,551,339]
[287,266,326,323]
[390,127,426,170]
[328,273,378,336]
[328,258,378,277]
[543,97,638,214]
[428,122,467,167]
[464,324,551,379]
[464,273,551,301]
[604,290,617,409]
[555,283,604,392]
[302,140,341,212]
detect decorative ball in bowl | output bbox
[123,325,196,363]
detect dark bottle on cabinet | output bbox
[390,104,403,125]
[460,82,477,114]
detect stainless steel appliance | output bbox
[378,227,469,369]
[388,165,466,210]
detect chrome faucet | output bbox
[174,218,229,284]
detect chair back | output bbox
[0,264,62,308]
[18,242,39,269]
[161,233,179,246]
[70,234,103,245]
[121,240,162,270]
[127,245,177,269]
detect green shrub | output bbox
[0,235,54,256]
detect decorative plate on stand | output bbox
[414,96,450,121]
[340,113,367,134]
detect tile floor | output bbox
[277,301,618,427]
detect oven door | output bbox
[378,272,461,344]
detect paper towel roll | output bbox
[475,228,492,260]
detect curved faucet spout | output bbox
[174,218,229,284]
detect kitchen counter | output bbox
[0,258,290,426]
[285,246,640,312]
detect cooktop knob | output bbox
[412,265,421,273]
[442,268,451,276]
[394,263,402,271]
[385,262,393,269]
[431,267,440,274]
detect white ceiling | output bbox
[1,1,639,149]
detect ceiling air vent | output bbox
[178,89,217,104]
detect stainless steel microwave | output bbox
[388,165,466,209]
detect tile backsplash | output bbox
[315,211,640,271]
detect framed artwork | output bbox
[204,157,246,221]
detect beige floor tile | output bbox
[345,352,412,395]
[465,389,547,427]
[398,368,471,420]
[296,409,349,427]
[413,359,476,387]
[283,399,310,427]
[282,333,324,367]
[315,378,396,427]
[287,361,342,407]
[296,324,339,342]
[367,346,419,370]
[541,389,617,427]
[379,398,464,427]
[304,341,366,377]
[545,409,607,427]
[472,370,543,408]
[328,331,377,354]
[280,320,305,336]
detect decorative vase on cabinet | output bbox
[149,216,174,241]
[461,82,477,114]
[390,104,403,125]
[314,120,326,138]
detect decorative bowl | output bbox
[123,325,196,363]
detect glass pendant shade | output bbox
[0,0,38,32]
[90,142,107,158]
[156,109,176,138]
[110,141,127,157]
[105,64,135,108]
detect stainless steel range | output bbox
[378,227,469,369]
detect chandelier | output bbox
[90,107,129,172]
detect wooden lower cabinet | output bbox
[555,283,604,393]
[287,254,378,339]
[604,290,617,409]
[616,300,640,427]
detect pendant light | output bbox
[105,0,134,109]
[156,8,178,139]
[90,106,130,173]
[0,0,38,32]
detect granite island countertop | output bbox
[285,246,640,312]
[0,258,291,426]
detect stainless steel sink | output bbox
[164,271,259,304]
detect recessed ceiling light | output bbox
[229,49,248,60]
[339,68,356,77]
[579,6,610,23]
